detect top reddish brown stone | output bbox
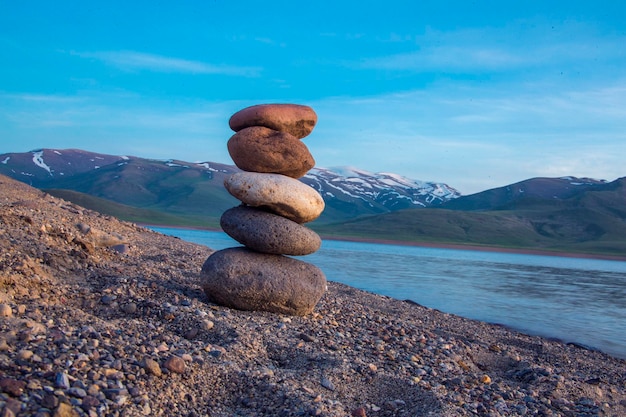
[229,104,317,139]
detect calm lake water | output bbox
[151,227,626,359]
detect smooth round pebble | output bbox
[0,304,12,317]
[227,126,315,178]
[164,356,185,374]
[143,358,162,377]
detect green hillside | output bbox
[45,189,221,229]
[313,206,626,257]
[44,158,239,220]
[16,149,622,258]
[47,176,626,258]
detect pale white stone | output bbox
[224,172,324,223]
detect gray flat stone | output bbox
[220,206,321,256]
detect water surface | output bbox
[151,227,626,358]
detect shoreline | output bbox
[320,235,626,262]
[146,223,626,359]
[144,223,626,262]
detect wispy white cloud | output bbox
[75,50,262,77]
[1,93,84,103]
[253,37,286,47]
[306,76,626,192]
[355,24,626,73]
[359,46,526,71]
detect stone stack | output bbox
[200,104,327,316]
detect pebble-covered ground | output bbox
[1,174,625,417]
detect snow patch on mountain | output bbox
[32,151,53,175]
[165,159,190,168]
[302,166,460,209]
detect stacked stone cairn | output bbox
[200,104,327,316]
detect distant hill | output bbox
[316,177,626,257]
[0,149,459,225]
[2,148,623,257]
[440,177,608,211]
[0,149,238,226]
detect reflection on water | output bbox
[150,227,626,358]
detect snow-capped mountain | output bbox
[0,149,460,223]
[0,148,129,181]
[302,166,460,212]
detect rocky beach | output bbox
[1,174,625,416]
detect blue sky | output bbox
[1,1,625,194]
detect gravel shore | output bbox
[1,174,625,417]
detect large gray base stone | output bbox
[201,247,326,316]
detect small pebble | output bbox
[351,407,367,417]
[164,356,186,374]
[184,328,199,339]
[121,302,137,314]
[0,304,12,317]
[143,358,162,377]
[321,377,335,391]
[68,387,87,398]
[299,333,316,342]
[55,402,79,417]
[100,294,116,305]
[55,372,70,389]
[42,393,58,409]
[0,377,26,396]
[17,349,34,360]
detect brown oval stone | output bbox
[229,104,317,139]
[142,358,162,377]
[201,247,326,316]
[220,206,321,256]
[163,356,185,374]
[227,126,315,178]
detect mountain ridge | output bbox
[441,176,609,211]
[317,176,626,256]
[2,148,624,256]
[0,148,460,224]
